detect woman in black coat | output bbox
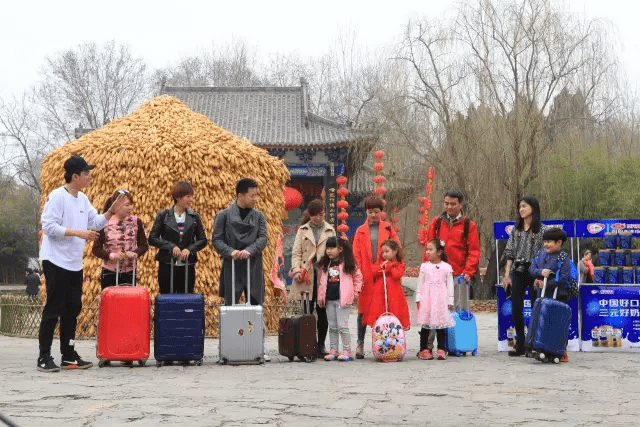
[148,181,207,294]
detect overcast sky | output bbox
[2,0,640,98]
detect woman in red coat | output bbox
[352,196,402,358]
[363,240,410,330]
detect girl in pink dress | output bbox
[416,239,455,360]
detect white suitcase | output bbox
[219,258,265,364]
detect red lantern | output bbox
[374,186,387,195]
[374,150,385,160]
[336,187,349,197]
[337,200,349,209]
[373,162,384,172]
[337,224,349,234]
[425,199,432,210]
[418,228,428,245]
[283,187,303,211]
[337,212,349,221]
[419,197,427,204]
[426,183,433,194]
[427,167,435,180]
[336,175,348,185]
[373,175,386,184]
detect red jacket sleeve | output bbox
[463,221,481,277]
[387,261,405,281]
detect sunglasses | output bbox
[117,189,131,196]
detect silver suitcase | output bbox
[219,258,265,364]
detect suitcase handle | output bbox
[230,257,251,306]
[115,258,136,286]
[539,277,558,299]
[170,260,190,294]
[299,291,312,315]
[456,276,471,317]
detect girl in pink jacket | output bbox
[318,237,363,361]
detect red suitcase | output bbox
[96,262,150,367]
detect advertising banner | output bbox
[497,286,579,351]
[580,284,640,351]
[575,219,640,238]
[493,219,575,240]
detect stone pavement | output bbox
[0,311,638,427]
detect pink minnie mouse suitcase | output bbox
[371,270,407,362]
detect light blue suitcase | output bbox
[446,277,478,357]
[219,258,265,365]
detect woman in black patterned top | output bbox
[502,195,548,356]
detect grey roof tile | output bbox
[161,86,376,148]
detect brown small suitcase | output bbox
[278,291,317,362]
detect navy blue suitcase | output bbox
[154,262,205,367]
[525,278,571,363]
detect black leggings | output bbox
[511,270,536,349]
[310,274,328,349]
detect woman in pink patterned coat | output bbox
[415,238,455,360]
[92,190,148,289]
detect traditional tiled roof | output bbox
[160,85,377,149]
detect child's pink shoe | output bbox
[436,349,447,360]
[337,350,354,361]
[417,349,433,360]
[324,349,338,361]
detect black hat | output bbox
[64,155,95,175]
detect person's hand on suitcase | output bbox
[534,278,544,288]
[125,251,136,259]
[180,248,190,261]
[541,268,552,277]
[172,246,182,259]
[448,304,454,311]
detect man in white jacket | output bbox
[37,155,122,372]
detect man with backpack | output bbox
[425,190,481,297]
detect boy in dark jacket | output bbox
[528,227,571,362]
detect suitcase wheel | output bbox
[472,349,478,356]
[98,359,108,368]
[156,361,163,368]
[138,359,146,367]
[196,359,203,366]
[288,356,295,362]
[552,357,560,364]
[538,352,546,361]
[220,358,228,365]
[308,355,317,362]
[256,357,265,364]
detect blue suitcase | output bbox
[525,278,571,363]
[446,277,478,357]
[154,262,205,367]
